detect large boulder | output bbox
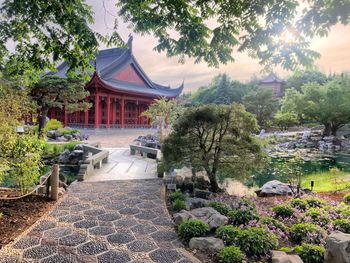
[185,197,209,210]
[189,237,224,252]
[173,207,228,230]
[193,188,212,199]
[255,180,292,197]
[271,250,303,263]
[325,231,350,263]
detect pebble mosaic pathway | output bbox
[0,179,199,263]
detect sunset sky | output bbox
[32,1,350,93]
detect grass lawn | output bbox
[301,171,350,192]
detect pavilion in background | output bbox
[259,73,286,98]
[47,36,184,128]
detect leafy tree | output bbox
[117,0,349,69]
[243,87,278,128]
[191,74,247,105]
[274,111,299,130]
[280,75,350,136]
[141,97,183,141]
[162,104,267,192]
[286,70,328,91]
[0,0,125,82]
[31,76,90,137]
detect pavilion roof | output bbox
[51,37,183,98]
[259,73,286,84]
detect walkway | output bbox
[85,148,157,182]
[0,146,199,263]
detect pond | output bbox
[249,154,350,187]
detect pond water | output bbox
[249,154,350,187]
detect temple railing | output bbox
[67,123,153,129]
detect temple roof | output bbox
[51,37,183,98]
[259,73,286,84]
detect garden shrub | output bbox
[305,196,327,208]
[63,141,81,151]
[260,216,287,231]
[344,193,350,204]
[52,144,64,155]
[238,198,256,211]
[228,208,259,226]
[43,118,63,133]
[306,208,330,227]
[172,199,186,212]
[295,243,325,263]
[272,204,294,218]
[335,205,350,218]
[208,201,231,216]
[168,189,186,202]
[177,219,209,242]
[279,247,293,253]
[216,225,241,245]
[290,223,325,244]
[333,219,350,233]
[218,246,244,263]
[235,227,278,256]
[290,198,308,210]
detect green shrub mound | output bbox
[306,208,330,227]
[63,141,81,151]
[208,201,231,216]
[228,208,259,226]
[333,219,350,234]
[295,243,325,263]
[178,219,209,242]
[216,225,241,245]
[344,193,350,204]
[168,190,186,202]
[290,223,325,244]
[260,216,287,231]
[305,196,327,208]
[290,198,308,210]
[218,246,244,263]
[43,118,63,133]
[217,226,278,256]
[236,227,278,256]
[172,199,186,212]
[272,204,294,218]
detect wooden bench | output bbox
[130,144,160,160]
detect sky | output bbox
[5,0,350,93]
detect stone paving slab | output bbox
[85,149,157,182]
[0,179,199,263]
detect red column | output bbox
[106,95,111,128]
[64,108,68,127]
[121,96,125,128]
[112,98,116,125]
[94,94,100,128]
[84,110,89,128]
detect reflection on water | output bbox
[250,154,350,187]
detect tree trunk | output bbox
[331,124,340,136]
[323,123,331,136]
[38,107,49,138]
[207,172,220,193]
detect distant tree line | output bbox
[185,70,350,136]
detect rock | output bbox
[255,180,293,197]
[302,131,311,140]
[47,130,57,139]
[193,189,212,199]
[56,136,67,142]
[193,176,210,190]
[325,231,350,263]
[58,149,71,163]
[181,177,194,193]
[189,237,224,252]
[74,144,84,151]
[185,197,209,210]
[173,207,228,230]
[64,134,73,140]
[271,250,303,263]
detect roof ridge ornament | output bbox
[127,34,133,52]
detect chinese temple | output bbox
[47,36,184,128]
[259,73,286,98]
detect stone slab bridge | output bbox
[0,149,200,263]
